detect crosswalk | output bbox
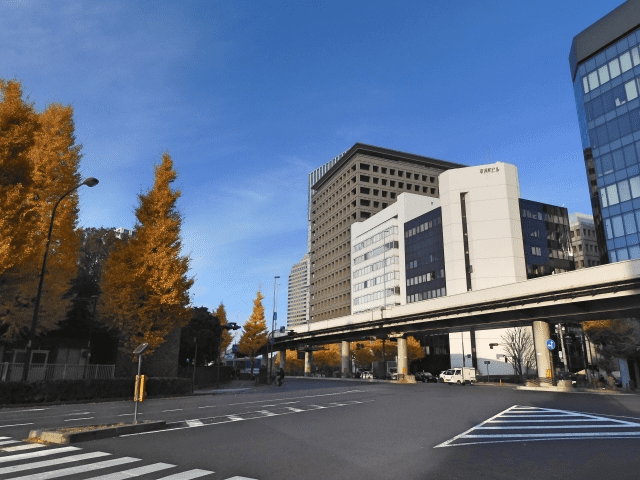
[435,405,640,447]
[0,439,217,479]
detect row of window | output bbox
[353,271,399,292]
[353,255,399,279]
[610,246,640,262]
[588,100,640,149]
[571,228,596,238]
[406,252,443,271]
[531,246,542,256]
[573,243,598,254]
[604,211,640,240]
[359,163,436,183]
[359,175,437,194]
[405,216,442,238]
[599,175,640,207]
[353,226,397,252]
[406,269,445,286]
[585,79,640,122]
[596,141,640,177]
[407,287,446,304]
[582,46,640,94]
[353,287,400,306]
[353,241,398,265]
[521,209,567,225]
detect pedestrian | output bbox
[277,367,285,386]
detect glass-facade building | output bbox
[570,1,640,263]
[520,199,574,278]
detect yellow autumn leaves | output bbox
[1,80,193,356]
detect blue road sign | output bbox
[546,339,556,350]
[269,338,274,344]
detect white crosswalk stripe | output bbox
[0,436,218,479]
[0,446,81,464]
[0,451,111,475]
[157,470,218,479]
[83,462,175,479]
[0,444,45,453]
[4,457,140,479]
[435,404,640,447]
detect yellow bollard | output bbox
[500,379,502,387]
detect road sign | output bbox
[269,338,274,344]
[484,361,490,364]
[546,339,556,350]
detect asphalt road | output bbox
[0,379,639,479]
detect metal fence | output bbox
[0,363,115,382]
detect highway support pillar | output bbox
[532,320,553,380]
[397,337,408,376]
[279,350,286,371]
[341,341,351,378]
[304,351,313,377]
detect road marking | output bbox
[163,409,183,412]
[120,399,373,437]
[221,477,258,480]
[63,417,94,422]
[83,462,175,479]
[228,389,364,406]
[117,413,142,416]
[198,405,217,409]
[0,446,81,463]
[0,440,19,445]
[62,412,92,416]
[5,456,140,479]
[157,469,215,479]
[435,405,640,448]
[0,451,111,475]
[0,423,34,428]
[0,444,45,452]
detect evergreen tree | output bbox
[0,82,83,339]
[237,290,268,374]
[99,153,194,356]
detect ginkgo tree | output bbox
[1,80,84,339]
[99,153,193,356]
[237,290,268,375]
[216,302,233,358]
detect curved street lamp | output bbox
[22,178,99,382]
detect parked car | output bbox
[555,371,577,385]
[415,371,438,383]
[439,370,453,382]
[361,371,373,379]
[443,367,477,385]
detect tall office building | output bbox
[569,213,603,268]
[286,254,310,329]
[570,0,640,264]
[308,143,464,323]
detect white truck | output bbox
[443,367,476,385]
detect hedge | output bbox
[0,377,192,405]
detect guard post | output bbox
[132,342,149,424]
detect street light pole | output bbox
[22,178,99,382]
[270,275,279,381]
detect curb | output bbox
[28,420,167,444]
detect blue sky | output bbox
[1,0,624,330]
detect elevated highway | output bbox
[273,260,640,377]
